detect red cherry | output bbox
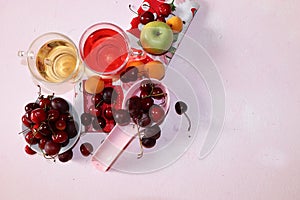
[55,119,66,131]
[91,94,103,107]
[151,87,165,100]
[88,105,102,117]
[58,149,73,162]
[39,137,49,149]
[31,125,44,139]
[32,123,51,137]
[80,142,93,156]
[103,107,114,120]
[39,98,51,109]
[44,140,61,156]
[25,145,36,155]
[51,97,69,113]
[58,113,73,122]
[149,105,165,123]
[65,121,78,139]
[30,108,47,124]
[156,15,166,22]
[25,111,32,121]
[25,102,39,112]
[22,115,32,128]
[52,131,68,144]
[25,131,38,145]
[140,11,155,25]
[158,3,172,17]
[48,109,60,122]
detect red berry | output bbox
[48,109,60,122]
[158,3,172,17]
[80,113,92,126]
[156,15,166,22]
[55,119,66,131]
[25,145,36,155]
[32,123,51,138]
[39,98,51,109]
[44,140,61,156]
[88,105,102,117]
[114,109,131,126]
[22,115,32,128]
[25,131,38,145]
[80,142,93,156]
[92,117,106,131]
[31,125,44,139]
[92,93,104,107]
[30,108,47,124]
[25,102,39,112]
[149,105,165,123]
[103,107,114,120]
[141,137,156,148]
[51,97,69,113]
[140,11,155,25]
[58,113,73,122]
[151,87,165,100]
[65,121,78,139]
[58,149,73,162]
[39,137,49,149]
[52,131,68,144]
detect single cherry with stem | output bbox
[175,101,191,131]
[136,125,144,159]
[129,4,155,25]
[80,142,93,157]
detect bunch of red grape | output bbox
[21,89,79,163]
[114,79,167,149]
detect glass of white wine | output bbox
[19,32,84,88]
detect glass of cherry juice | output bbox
[79,23,131,77]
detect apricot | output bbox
[143,60,165,80]
[166,16,183,33]
[84,75,105,94]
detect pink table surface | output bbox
[1,0,300,199]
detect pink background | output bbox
[1,0,300,199]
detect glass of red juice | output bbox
[79,23,131,77]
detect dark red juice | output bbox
[83,29,129,74]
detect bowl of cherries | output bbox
[116,78,170,156]
[20,86,81,162]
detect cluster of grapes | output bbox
[113,79,167,156]
[21,87,79,162]
[130,1,175,25]
[80,86,120,133]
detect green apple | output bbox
[140,21,174,55]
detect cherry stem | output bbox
[137,126,144,159]
[18,128,30,135]
[183,112,192,131]
[128,4,138,15]
[37,85,42,97]
[47,121,56,135]
[96,100,103,108]
[42,152,57,161]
